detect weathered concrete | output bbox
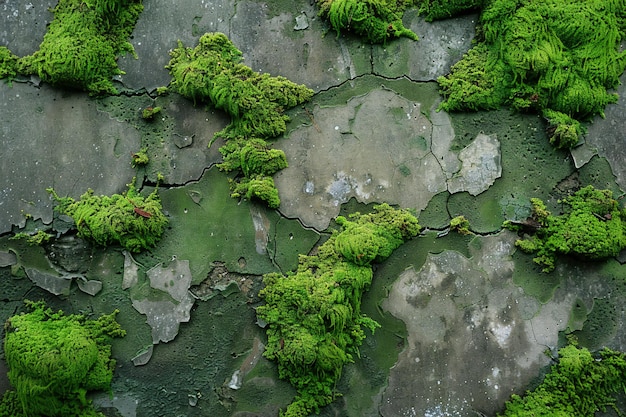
[0,83,140,234]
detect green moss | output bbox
[450,215,472,235]
[256,204,419,416]
[166,32,313,208]
[499,343,626,416]
[317,0,419,43]
[12,0,143,95]
[507,185,626,272]
[433,0,626,148]
[0,46,19,80]
[419,0,485,21]
[47,180,168,253]
[10,230,53,246]
[130,147,149,167]
[0,301,125,417]
[141,106,162,120]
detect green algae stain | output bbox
[135,168,276,284]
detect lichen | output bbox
[9,0,143,95]
[257,204,419,416]
[47,180,168,253]
[505,185,626,272]
[316,0,419,43]
[166,32,314,208]
[432,0,626,148]
[0,300,125,417]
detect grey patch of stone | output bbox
[92,392,139,417]
[294,12,309,31]
[372,11,477,81]
[250,205,271,255]
[131,345,154,366]
[0,251,17,267]
[447,133,502,196]
[576,73,626,191]
[381,232,553,417]
[45,234,91,273]
[0,83,140,235]
[132,259,195,345]
[76,278,102,296]
[276,87,501,231]
[122,251,140,290]
[0,0,56,56]
[25,267,73,296]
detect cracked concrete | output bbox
[275,85,502,230]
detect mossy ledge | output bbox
[316,0,419,43]
[256,204,420,416]
[48,180,168,253]
[165,32,314,208]
[1,0,143,95]
[505,185,626,272]
[430,0,626,148]
[0,301,126,417]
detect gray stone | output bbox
[132,259,195,344]
[447,133,502,196]
[131,345,154,366]
[275,87,449,230]
[76,278,102,296]
[0,251,17,267]
[25,267,72,296]
[0,83,140,234]
[122,251,140,290]
[381,232,552,417]
[146,259,192,303]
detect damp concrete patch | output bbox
[381,232,554,416]
[131,259,195,345]
[0,83,140,234]
[447,133,501,196]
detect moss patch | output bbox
[0,301,125,417]
[165,32,314,208]
[432,0,626,148]
[257,204,419,416]
[317,0,419,43]
[12,0,143,95]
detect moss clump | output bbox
[316,0,419,43]
[166,32,313,208]
[141,106,162,120]
[506,186,626,272]
[0,46,19,80]
[499,342,626,416]
[257,204,419,416]
[9,0,143,95]
[433,0,626,148]
[48,181,168,253]
[419,0,485,21]
[130,148,150,167]
[10,230,53,246]
[0,300,126,417]
[450,215,472,235]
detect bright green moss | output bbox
[130,147,150,167]
[0,46,19,80]
[231,175,282,209]
[13,0,142,95]
[507,186,626,272]
[47,181,168,253]
[432,0,626,148]
[499,343,626,416]
[419,0,485,21]
[450,215,472,235]
[166,32,313,208]
[316,0,419,43]
[0,301,125,417]
[257,204,419,416]
[141,106,162,120]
